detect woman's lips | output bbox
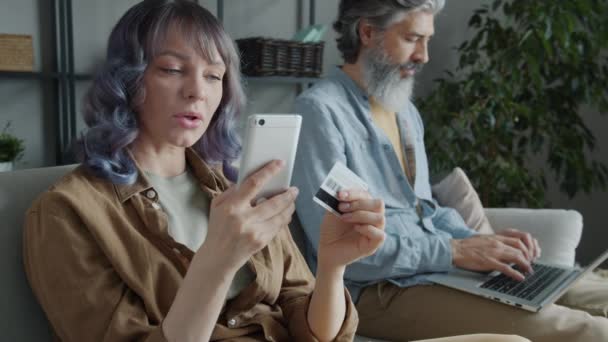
[173,112,203,129]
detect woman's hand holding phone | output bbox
[317,189,386,272]
[199,160,299,272]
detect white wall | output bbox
[1,0,605,265]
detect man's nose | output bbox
[412,40,429,64]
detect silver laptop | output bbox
[428,249,608,312]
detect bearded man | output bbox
[291,0,608,341]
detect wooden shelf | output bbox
[0,71,51,80]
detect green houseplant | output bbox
[0,122,25,171]
[419,0,608,207]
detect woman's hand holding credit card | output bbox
[315,162,386,269]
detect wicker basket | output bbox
[236,37,323,77]
[0,34,34,72]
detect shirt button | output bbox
[227,318,237,327]
[398,175,405,181]
[145,190,156,199]
[383,144,391,150]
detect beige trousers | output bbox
[356,283,608,342]
[414,335,529,342]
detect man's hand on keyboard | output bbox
[450,234,536,282]
[495,228,541,262]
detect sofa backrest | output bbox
[0,164,77,341]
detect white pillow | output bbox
[431,167,494,234]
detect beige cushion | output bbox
[557,269,608,318]
[432,167,494,234]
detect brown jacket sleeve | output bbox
[276,228,358,342]
[23,191,168,342]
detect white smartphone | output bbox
[237,114,302,201]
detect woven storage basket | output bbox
[0,34,34,72]
[236,37,323,77]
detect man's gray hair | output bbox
[333,0,445,63]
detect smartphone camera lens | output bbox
[258,119,265,126]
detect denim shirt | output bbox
[292,67,476,301]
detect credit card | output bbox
[313,161,369,217]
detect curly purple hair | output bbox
[77,0,245,184]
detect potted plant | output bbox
[419,0,608,207]
[0,122,25,172]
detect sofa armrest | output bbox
[484,208,583,267]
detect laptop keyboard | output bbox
[479,263,566,301]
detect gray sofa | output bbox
[1,164,75,340]
[1,165,583,341]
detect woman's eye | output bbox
[206,74,223,81]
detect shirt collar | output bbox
[329,66,370,102]
[114,147,230,202]
[185,147,230,196]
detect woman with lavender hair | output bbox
[21,1,388,341]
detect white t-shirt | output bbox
[146,169,254,300]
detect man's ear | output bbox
[358,19,376,47]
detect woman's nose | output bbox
[183,76,207,101]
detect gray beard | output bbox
[361,47,416,113]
